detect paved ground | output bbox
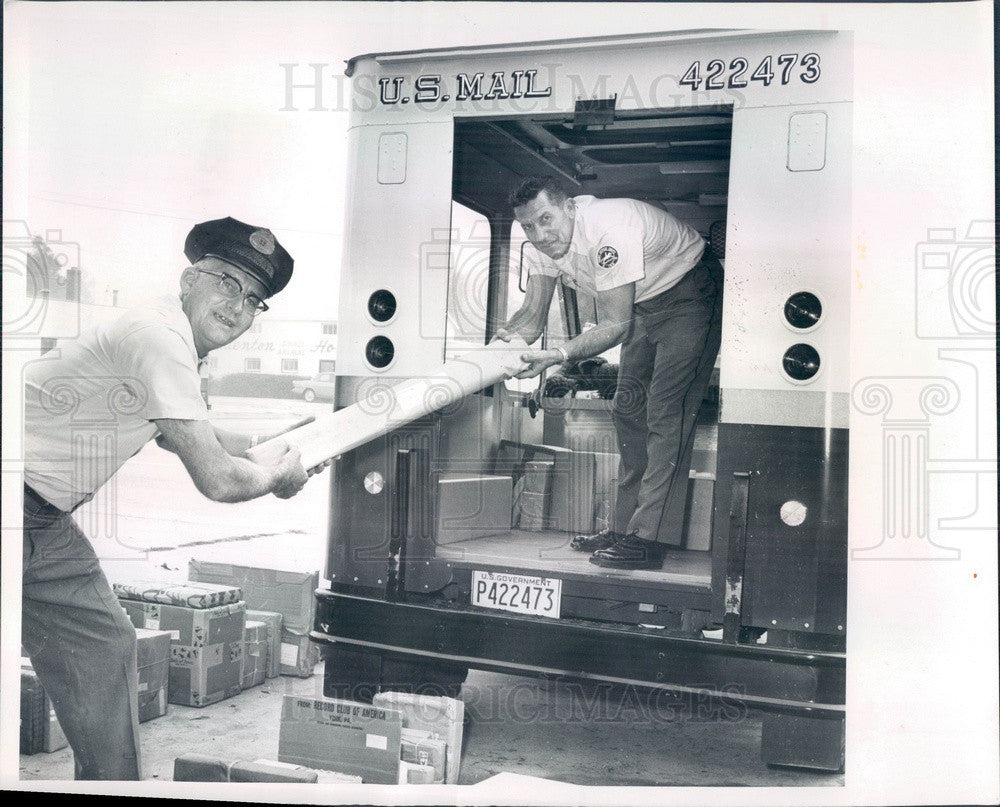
[20,669,839,789]
[18,395,844,791]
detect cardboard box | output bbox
[498,443,597,533]
[230,759,319,783]
[19,662,68,754]
[241,620,267,690]
[246,609,283,678]
[135,628,171,722]
[437,475,512,545]
[513,461,553,530]
[188,560,318,633]
[548,447,597,533]
[173,755,320,783]
[280,628,319,678]
[373,691,464,784]
[121,599,245,707]
[19,670,45,754]
[173,753,231,782]
[398,760,437,784]
[114,580,242,609]
[400,728,446,783]
[278,695,402,784]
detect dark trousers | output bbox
[22,486,142,780]
[612,254,723,542]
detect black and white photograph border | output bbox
[2,2,996,806]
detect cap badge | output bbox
[249,228,276,256]
[597,245,619,269]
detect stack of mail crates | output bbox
[374,690,465,784]
[277,695,402,784]
[275,691,464,784]
[188,561,320,677]
[114,581,245,707]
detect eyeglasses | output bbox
[197,269,269,315]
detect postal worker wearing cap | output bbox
[21,217,321,780]
[495,177,722,571]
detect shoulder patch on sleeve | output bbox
[597,245,619,269]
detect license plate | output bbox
[470,571,562,619]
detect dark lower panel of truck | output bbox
[311,590,844,719]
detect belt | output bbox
[23,484,67,515]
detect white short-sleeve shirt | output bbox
[24,294,209,511]
[524,195,706,303]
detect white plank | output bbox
[247,337,529,470]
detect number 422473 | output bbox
[680,53,821,91]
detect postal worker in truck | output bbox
[495,177,722,571]
[22,217,324,780]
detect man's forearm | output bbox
[214,427,252,456]
[562,320,630,362]
[500,274,555,345]
[156,418,294,503]
[206,455,283,503]
[502,307,544,344]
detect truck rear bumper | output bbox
[312,591,844,718]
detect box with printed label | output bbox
[400,728,446,783]
[278,695,402,784]
[279,627,319,678]
[135,628,171,722]
[246,609,283,678]
[241,620,268,690]
[188,560,318,633]
[120,599,245,707]
[19,662,68,753]
[373,690,464,783]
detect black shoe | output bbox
[589,535,667,570]
[570,528,622,552]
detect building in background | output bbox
[208,317,337,378]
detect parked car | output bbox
[292,372,336,402]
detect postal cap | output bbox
[185,217,293,297]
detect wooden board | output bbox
[247,337,529,470]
